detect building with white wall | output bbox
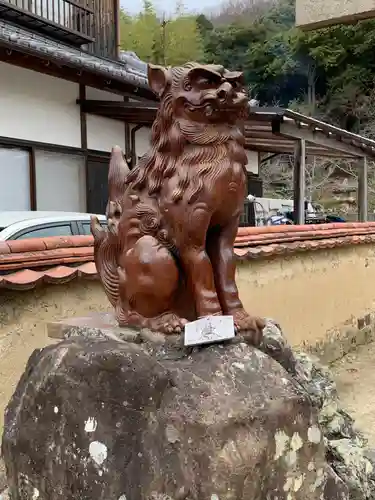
[0,15,155,215]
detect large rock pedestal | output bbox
[2,334,344,500]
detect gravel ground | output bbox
[331,341,375,447]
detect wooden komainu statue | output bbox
[91,62,265,344]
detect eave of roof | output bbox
[0,20,157,101]
[76,101,375,158]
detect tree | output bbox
[260,155,336,202]
[209,0,277,26]
[164,15,204,65]
[120,1,204,65]
[196,14,214,37]
[120,1,160,62]
[289,18,375,130]
[203,0,303,105]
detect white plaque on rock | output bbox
[184,315,235,347]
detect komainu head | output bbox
[125,62,249,197]
[148,62,249,125]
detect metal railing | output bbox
[1,0,96,43]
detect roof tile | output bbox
[0,242,10,254]
[2,223,375,290]
[7,239,46,253]
[0,20,154,99]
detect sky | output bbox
[122,0,219,16]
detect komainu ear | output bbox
[147,64,171,98]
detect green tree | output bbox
[195,13,214,37]
[120,1,160,62]
[204,0,301,105]
[164,15,204,65]
[120,0,204,65]
[290,19,375,130]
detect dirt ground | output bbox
[331,342,375,447]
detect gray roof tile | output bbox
[0,20,155,98]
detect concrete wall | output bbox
[296,0,375,29]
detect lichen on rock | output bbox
[260,318,375,500]
[0,318,373,499]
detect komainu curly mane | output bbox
[125,62,248,204]
[91,61,265,340]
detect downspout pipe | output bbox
[114,0,121,59]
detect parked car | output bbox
[0,211,107,241]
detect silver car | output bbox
[0,211,106,241]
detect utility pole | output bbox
[161,14,167,66]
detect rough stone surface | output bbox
[262,319,375,500]
[3,327,340,500]
[4,317,375,499]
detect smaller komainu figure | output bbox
[91,62,265,344]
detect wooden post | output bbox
[358,156,368,222]
[293,139,306,225]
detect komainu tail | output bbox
[90,146,129,310]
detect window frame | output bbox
[11,221,80,240]
[0,138,89,212]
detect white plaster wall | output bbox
[86,87,126,152]
[131,124,151,158]
[245,150,259,175]
[86,115,126,152]
[85,88,124,101]
[0,62,81,147]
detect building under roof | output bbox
[77,100,375,224]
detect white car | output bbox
[0,211,107,241]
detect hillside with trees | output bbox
[120,0,375,213]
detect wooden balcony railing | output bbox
[0,0,96,46]
[86,0,116,59]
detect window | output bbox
[15,224,74,240]
[0,147,31,210]
[81,222,92,235]
[81,221,107,236]
[35,150,86,212]
[87,155,109,215]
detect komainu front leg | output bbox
[206,217,265,346]
[180,247,223,318]
[177,205,223,318]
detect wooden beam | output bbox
[294,139,306,225]
[358,156,368,222]
[77,100,158,108]
[244,140,356,158]
[274,120,365,158]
